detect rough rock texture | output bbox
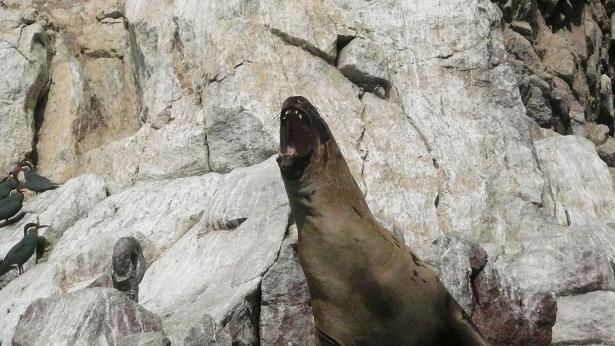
[259,226,317,345]
[422,235,488,314]
[536,135,615,226]
[12,288,165,346]
[496,0,615,167]
[137,158,288,344]
[0,174,107,342]
[551,291,615,345]
[0,18,49,174]
[1,0,615,345]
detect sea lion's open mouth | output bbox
[280,107,314,159]
[277,97,320,180]
[277,96,333,181]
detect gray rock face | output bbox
[587,123,610,145]
[536,135,615,226]
[260,226,317,345]
[136,157,289,344]
[12,288,165,346]
[599,74,614,130]
[422,235,487,314]
[1,0,615,345]
[0,21,48,174]
[337,38,391,96]
[551,291,615,346]
[598,137,615,167]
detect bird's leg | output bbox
[18,265,23,274]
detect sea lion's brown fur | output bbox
[277,96,489,345]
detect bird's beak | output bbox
[36,225,49,229]
[17,188,27,193]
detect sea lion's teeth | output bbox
[299,114,302,119]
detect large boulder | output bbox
[551,291,615,345]
[12,288,166,346]
[536,135,615,225]
[137,157,289,344]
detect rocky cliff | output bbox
[1,0,614,345]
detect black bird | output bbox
[0,174,20,199]
[17,161,60,193]
[35,235,51,264]
[0,222,48,276]
[0,188,25,223]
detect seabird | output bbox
[0,188,26,224]
[0,222,48,277]
[17,161,61,193]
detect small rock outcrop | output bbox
[551,291,615,345]
[112,236,145,302]
[259,226,317,345]
[12,288,166,346]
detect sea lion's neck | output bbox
[284,142,373,230]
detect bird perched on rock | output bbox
[0,188,26,225]
[0,222,48,277]
[17,161,61,193]
[0,173,21,199]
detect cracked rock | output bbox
[337,37,391,95]
[509,21,533,38]
[260,0,342,63]
[35,40,94,183]
[523,76,553,127]
[77,22,128,58]
[137,157,290,344]
[205,107,277,173]
[260,225,317,345]
[586,123,610,146]
[599,74,614,130]
[536,135,615,225]
[551,291,615,345]
[12,288,166,346]
[597,136,615,167]
[504,28,542,72]
[422,234,487,314]
[0,22,49,174]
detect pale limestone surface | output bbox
[0,0,614,345]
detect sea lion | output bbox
[276,96,489,345]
